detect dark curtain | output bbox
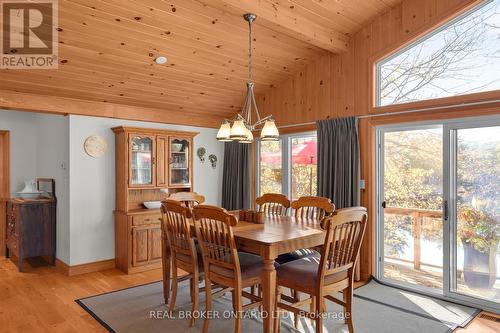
[221,141,250,210]
[316,116,360,208]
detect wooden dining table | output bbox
[161,214,326,333]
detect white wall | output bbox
[68,115,224,265]
[0,110,70,263]
[0,110,39,194]
[36,114,70,263]
[1,109,224,266]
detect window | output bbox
[290,137,317,201]
[257,132,317,200]
[259,140,283,195]
[377,0,500,106]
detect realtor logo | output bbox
[1,0,58,69]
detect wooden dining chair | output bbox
[275,207,368,333]
[193,205,263,333]
[255,193,290,216]
[291,196,335,220]
[169,191,206,209]
[160,199,203,327]
[276,196,336,327]
[276,196,335,265]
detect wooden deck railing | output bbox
[385,206,442,270]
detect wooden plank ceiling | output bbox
[0,0,401,127]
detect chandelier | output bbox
[216,13,279,143]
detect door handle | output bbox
[381,201,386,209]
[443,200,449,221]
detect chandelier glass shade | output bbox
[216,120,232,142]
[216,13,279,144]
[260,119,280,141]
[229,119,248,140]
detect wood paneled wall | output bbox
[256,0,484,123]
[255,0,500,281]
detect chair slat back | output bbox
[161,199,195,258]
[291,196,335,220]
[319,207,368,282]
[256,193,290,216]
[193,205,240,277]
[169,191,206,209]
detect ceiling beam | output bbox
[0,90,223,128]
[207,0,349,53]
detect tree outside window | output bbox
[378,0,500,106]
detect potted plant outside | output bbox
[458,206,499,289]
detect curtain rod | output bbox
[277,98,500,129]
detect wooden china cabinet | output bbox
[112,126,197,273]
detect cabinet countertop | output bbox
[115,208,161,215]
[7,197,55,204]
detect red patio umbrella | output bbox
[291,140,317,164]
[260,140,317,165]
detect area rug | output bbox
[76,279,479,333]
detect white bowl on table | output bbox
[143,201,162,209]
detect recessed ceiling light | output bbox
[155,56,167,64]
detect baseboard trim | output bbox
[56,258,116,276]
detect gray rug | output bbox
[76,280,479,333]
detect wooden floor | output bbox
[0,257,162,332]
[455,312,500,333]
[0,257,497,333]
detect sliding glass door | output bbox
[378,125,444,292]
[378,116,500,311]
[445,121,500,309]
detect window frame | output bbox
[373,0,500,109]
[256,131,317,200]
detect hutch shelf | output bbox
[112,126,197,274]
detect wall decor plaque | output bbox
[84,135,107,158]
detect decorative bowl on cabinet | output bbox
[17,180,43,199]
[143,201,162,209]
[17,192,43,199]
[171,143,183,152]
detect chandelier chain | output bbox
[248,19,253,83]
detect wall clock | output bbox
[84,135,107,158]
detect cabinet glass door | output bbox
[169,137,190,186]
[130,135,155,186]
